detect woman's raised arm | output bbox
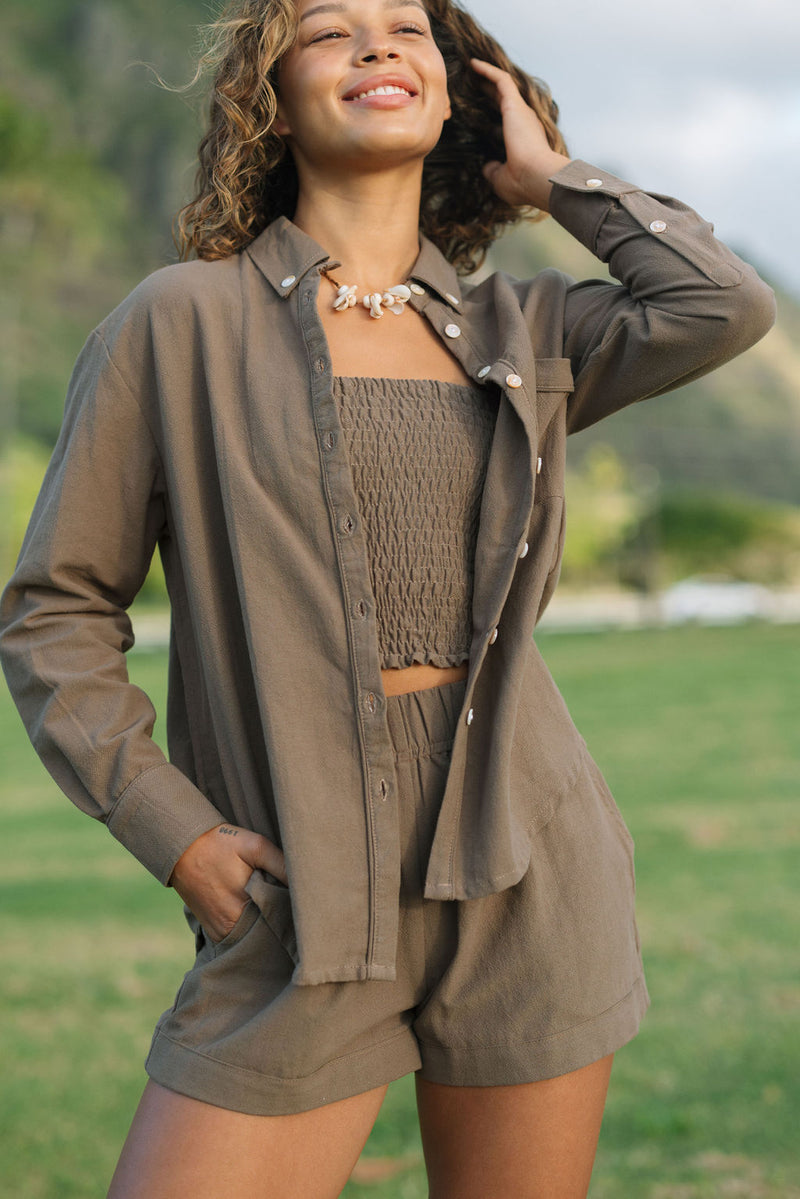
[470,57,777,432]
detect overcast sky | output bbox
[463,0,800,298]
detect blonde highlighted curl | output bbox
[175,0,568,275]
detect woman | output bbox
[0,0,775,1194]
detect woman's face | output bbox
[275,0,451,176]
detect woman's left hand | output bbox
[469,58,571,212]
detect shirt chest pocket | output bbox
[533,358,573,499]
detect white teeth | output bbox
[349,85,412,101]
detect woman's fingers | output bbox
[243,832,289,887]
[469,58,539,129]
[468,57,569,210]
[169,824,288,941]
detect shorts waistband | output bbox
[384,677,468,761]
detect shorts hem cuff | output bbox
[144,1025,422,1116]
[417,973,650,1086]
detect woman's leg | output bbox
[415,1053,614,1199]
[106,1078,389,1199]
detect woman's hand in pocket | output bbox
[167,824,287,943]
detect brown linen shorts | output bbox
[145,676,649,1116]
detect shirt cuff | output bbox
[547,158,744,288]
[548,158,641,198]
[547,159,640,253]
[106,761,226,885]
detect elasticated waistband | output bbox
[384,678,468,761]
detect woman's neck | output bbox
[290,169,424,294]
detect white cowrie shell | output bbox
[333,283,358,311]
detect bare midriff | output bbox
[380,661,469,696]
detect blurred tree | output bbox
[618,491,800,587]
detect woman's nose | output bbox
[357,39,400,64]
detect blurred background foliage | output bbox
[1,0,799,599]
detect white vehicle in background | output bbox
[659,575,775,626]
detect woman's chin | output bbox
[306,127,443,174]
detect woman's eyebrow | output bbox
[300,0,427,22]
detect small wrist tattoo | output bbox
[218,826,238,837]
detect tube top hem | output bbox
[380,649,471,671]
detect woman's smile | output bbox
[341,71,419,106]
[344,85,416,106]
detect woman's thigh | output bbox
[415,1054,614,1199]
[106,1078,389,1199]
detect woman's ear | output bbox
[272,74,292,137]
[274,100,292,137]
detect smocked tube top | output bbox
[332,375,498,670]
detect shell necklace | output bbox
[321,267,412,319]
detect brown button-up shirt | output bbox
[0,161,776,984]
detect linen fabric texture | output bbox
[145,677,648,1114]
[0,159,776,986]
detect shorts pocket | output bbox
[580,750,636,896]
[245,869,299,965]
[585,753,634,852]
[206,898,261,957]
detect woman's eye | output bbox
[311,22,426,43]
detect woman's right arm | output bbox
[0,327,283,940]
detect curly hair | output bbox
[176,0,567,275]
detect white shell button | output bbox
[281,275,296,287]
[586,178,604,189]
[537,456,543,475]
[445,292,460,306]
[477,365,492,379]
[520,541,529,558]
[506,373,522,388]
[409,283,425,295]
[445,324,461,339]
[649,220,667,233]
[466,707,474,725]
[489,627,499,645]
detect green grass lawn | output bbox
[1,623,798,1197]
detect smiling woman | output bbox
[0,0,775,1195]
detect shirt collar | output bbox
[244,214,463,309]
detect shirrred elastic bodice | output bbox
[332,375,498,669]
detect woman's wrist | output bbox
[520,151,572,212]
